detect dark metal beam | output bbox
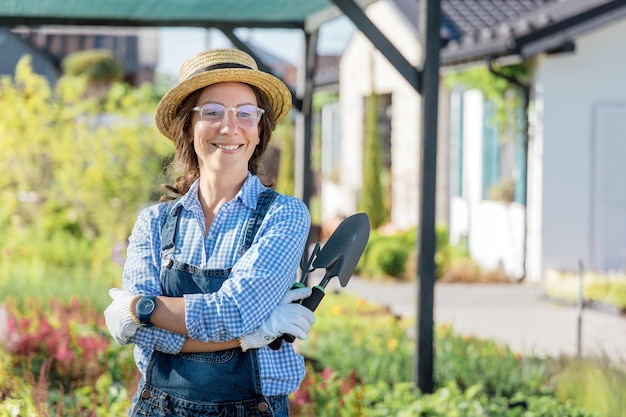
[295,30,318,209]
[330,0,420,93]
[415,0,441,395]
[220,28,303,111]
[0,16,304,29]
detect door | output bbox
[591,104,626,271]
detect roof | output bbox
[0,0,375,30]
[391,0,626,67]
[438,0,626,66]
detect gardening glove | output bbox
[240,286,315,352]
[104,288,141,345]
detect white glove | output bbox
[240,286,315,352]
[104,288,141,345]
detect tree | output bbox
[358,92,387,228]
[61,49,124,85]
[0,55,171,267]
[275,119,295,196]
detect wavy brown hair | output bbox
[160,84,278,200]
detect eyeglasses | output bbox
[192,103,265,130]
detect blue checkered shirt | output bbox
[123,173,310,395]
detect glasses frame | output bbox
[192,103,265,130]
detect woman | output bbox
[104,48,315,416]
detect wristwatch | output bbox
[136,295,157,327]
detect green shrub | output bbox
[366,237,410,277]
[543,271,626,311]
[435,325,550,398]
[295,293,600,417]
[0,298,137,415]
[358,92,387,229]
[1,290,611,416]
[586,279,626,311]
[61,49,124,85]
[300,293,414,384]
[555,357,626,417]
[357,224,471,280]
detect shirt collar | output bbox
[173,173,265,212]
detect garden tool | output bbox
[269,212,370,350]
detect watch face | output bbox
[138,298,155,314]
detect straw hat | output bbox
[155,48,292,140]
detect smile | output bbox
[215,144,242,150]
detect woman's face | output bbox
[190,82,261,177]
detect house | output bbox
[0,27,58,85]
[331,0,626,282]
[1,25,158,86]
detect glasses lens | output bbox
[200,103,226,126]
[196,103,262,129]
[235,105,261,129]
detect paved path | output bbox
[325,276,626,365]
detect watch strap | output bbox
[137,295,157,327]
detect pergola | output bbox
[0,0,441,393]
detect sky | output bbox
[156,16,355,79]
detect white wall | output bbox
[450,198,526,278]
[449,89,526,279]
[531,17,626,276]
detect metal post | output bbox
[576,259,584,356]
[295,30,318,208]
[415,0,441,394]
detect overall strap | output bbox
[239,189,278,255]
[160,200,182,265]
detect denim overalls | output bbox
[130,190,289,417]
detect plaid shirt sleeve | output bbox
[122,203,187,354]
[185,194,310,342]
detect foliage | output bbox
[435,325,550,398]
[358,224,470,280]
[0,56,171,278]
[61,49,124,85]
[0,259,121,313]
[443,64,528,140]
[0,289,615,416]
[312,91,339,174]
[0,297,137,415]
[300,294,414,384]
[358,92,387,229]
[542,270,626,311]
[294,293,598,416]
[396,383,595,417]
[359,229,414,278]
[2,297,135,392]
[554,357,626,417]
[366,237,410,277]
[488,178,516,203]
[585,278,626,311]
[275,119,296,196]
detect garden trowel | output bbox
[268,212,370,350]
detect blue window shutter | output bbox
[482,101,500,199]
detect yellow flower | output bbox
[387,338,398,352]
[330,306,342,317]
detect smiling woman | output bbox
[103,48,316,417]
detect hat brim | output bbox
[155,68,292,140]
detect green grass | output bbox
[0,259,121,312]
[543,270,626,310]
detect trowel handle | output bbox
[300,285,325,311]
[268,286,326,349]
